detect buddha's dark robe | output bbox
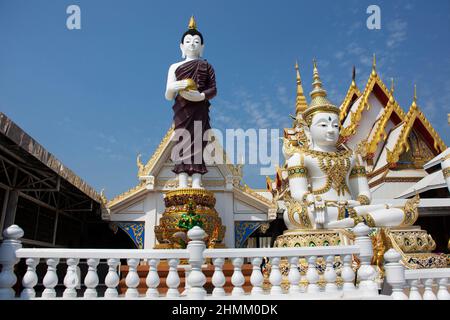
[172,59,217,175]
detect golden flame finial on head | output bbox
[295,60,308,115]
[188,15,197,30]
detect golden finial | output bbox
[371,53,377,75]
[100,188,108,204]
[295,60,308,114]
[412,84,417,107]
[188,15,197,30]
[351,66,356,86]
[390,78,395,93]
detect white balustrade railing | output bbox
[2,222,433,300]
[384,249,450,300]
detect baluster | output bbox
[423,278,437,300]
[146,258,160,298]
[353,223,378,296]
[341,254,355,292]
[269,257,282,295]
[104,258,120,298]
[408,279,422,300]
[437,278,450,300]
[306,256,319,294]
[183,267,191,296]
[288,256,301,295]
[212,258,226,297]
[63,258,79,299]
[83,258,100,298]
[186,227,206,299]
[383,249,407,300]
[300,274,307,293]
[42,258,59,298]
[250,257,263,295]
[0,225,23,299]
[20,258,39,299]
[231,257,245,296]
[125,258,140,298]
[166,258,180,298]
[324,255,338,293]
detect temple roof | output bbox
[340,56,404,138]
[339,66,362,123]
[106,126,270,210]
[386,92,447,165]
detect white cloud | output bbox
[386,19,408,48]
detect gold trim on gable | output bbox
[386,102,447,165]
[340,71,400,138]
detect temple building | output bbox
[104,57,449,251]
[278,57,449,251]
[103,128,274,249]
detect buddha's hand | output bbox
[179,90,206,102]
[168,80,189,92]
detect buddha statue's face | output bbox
[309,112,339,148]
[180,34,204,58]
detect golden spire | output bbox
[188,15,197,30]
[412,84,417,107]
[303,59,339,125]
[295,60,308,115]
[371,53,377,76]
[310,59,328,100]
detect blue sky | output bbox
[1,0,449,198]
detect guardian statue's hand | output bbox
[305,194,326,227]
[179,90,206,102]
[346,200,361,207]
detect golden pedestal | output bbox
[154,188,226,249]
[379,226,448,269]
[272,229,354,288]
[274,228,354,248]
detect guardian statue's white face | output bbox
[309,112,340,148]
[180,34,204,59]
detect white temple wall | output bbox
[214,191,235,248]
[144,193,158,249]
[371,181,418,199]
